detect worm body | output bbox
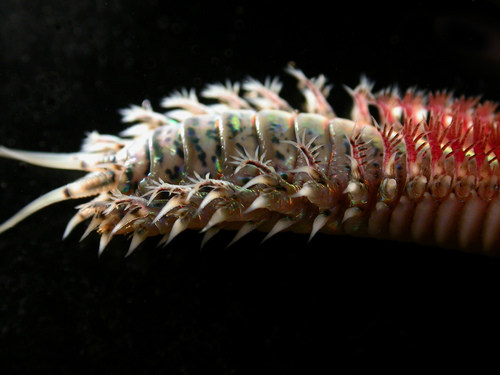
[1,64,499,256]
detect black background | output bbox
[1,1,500,374]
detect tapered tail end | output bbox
[0,187,70,235]
[0,145,101,171]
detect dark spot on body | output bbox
[166,165,181,181]
[152,137,164,164]
[195,146,207,167]
[280,172,290,181]
[106,170,116,183]
[206,129,218,141]
[120,165,135,193]
[187,127,197,140]
[174,140,184,158]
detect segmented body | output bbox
[1,64,500,256]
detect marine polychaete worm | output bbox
[1,63,500,257]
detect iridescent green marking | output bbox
[212,143,222,172]
[212,155,221,173]
[227,114,241,138]
[167,118,179,127]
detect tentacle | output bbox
[0,145,116,172]
[0,171,118,235]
